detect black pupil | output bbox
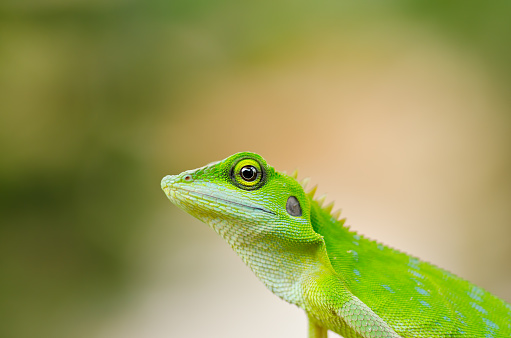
[240,165,257,181]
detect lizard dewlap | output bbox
[161,152,511,338]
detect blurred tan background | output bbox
[1,1,510,338]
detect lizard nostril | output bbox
[183,174,193,182]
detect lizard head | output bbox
[161,152,336,301]
[161,152,323,245]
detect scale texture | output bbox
[161,152,511,338]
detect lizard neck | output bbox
[205,217,335,306]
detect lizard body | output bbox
[161,152,511,337]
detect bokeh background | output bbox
[1,1,511,337]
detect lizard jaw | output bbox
[161,174,274,216]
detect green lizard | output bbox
[161,152,511,338]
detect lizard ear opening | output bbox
[286,196,302,217]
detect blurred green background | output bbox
[1,1,510,337]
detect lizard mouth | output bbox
[185,190,275,215]
[161,177,275,215]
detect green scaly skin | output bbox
[161,152,511,338]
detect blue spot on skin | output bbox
[467,291,483,302]
[471,286,484,295]
[377,244,384,250]
[353,269,361,277]
[470,302,488,315]
[408,257,420,267]
[409,269,425,279]
[347,250,359,262]
[352,241,359,246]
[485,334,495,338]
[410,278,424,287]
[381,284,395,293]
[468,286,485,302]
[419,300,431,307]
[415,287,429,296]
[483,318,499,330]
[443,316,451,322]
[353,234,361,240]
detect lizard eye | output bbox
[231,158,265,190]
[240,165,257,181]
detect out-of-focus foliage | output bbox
[1,1,510,338]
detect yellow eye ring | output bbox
[230,158,265,190]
